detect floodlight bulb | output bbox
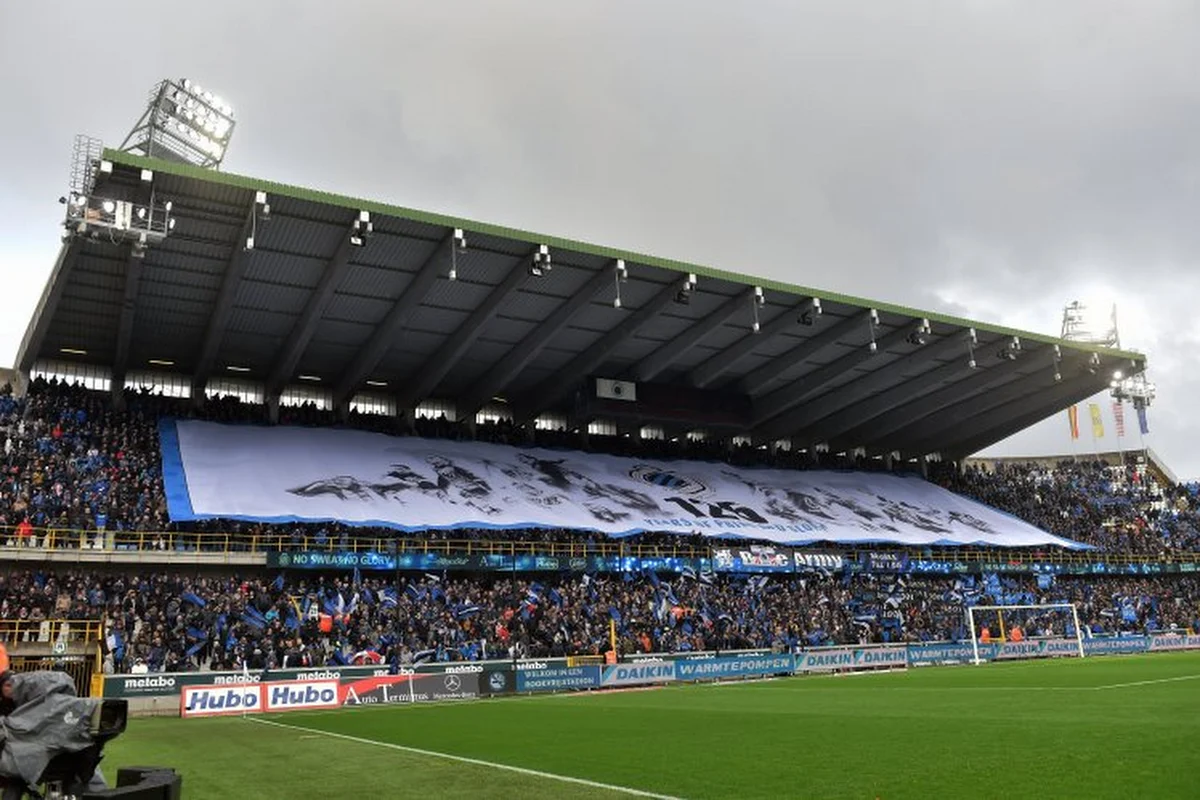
[101,200,115,214]
[1113,370,1123,380]
[136,207,147,220]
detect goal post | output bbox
[966,603,1085,666]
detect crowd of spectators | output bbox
[2,568,1196,675]
[1,378,1198,558]
[938,460,1200,555]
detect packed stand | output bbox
[2,378,1198,557]
[938,460,1200,555]
[2,568,1197,675]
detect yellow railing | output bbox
[0,523,1196,566]
[0,618,103,644]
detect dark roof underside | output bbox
[16,150,1147,461]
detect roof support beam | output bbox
[755,328,970,441]
[15,243,77,374]
[331,233,453,408]
[191,206,257,396]
[395,246,538,413]
[738,309,870,397]
[791,359,972,447]
[519,278,684,421]
[110,248,144,389]
[455,261,618,422]
[877,361,1070,454]
[265,213,362,398]
[933,373,1104,461]
[687,298,819,388]
[750,313,918,426]
[628,287,758,383]
[831,355,1033,450]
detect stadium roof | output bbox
[16,148,1147,460]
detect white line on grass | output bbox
[248,716,685,800]
[1089,674,1200,690]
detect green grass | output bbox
[107,653,1200,799]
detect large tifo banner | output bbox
[161,420,1082,548]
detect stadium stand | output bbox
[1,380,1199,675]
[2,379,1196,555]
[4,149,1193,695]
[3,569,1198,675]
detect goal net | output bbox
[965,604,1085,666]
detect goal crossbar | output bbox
[966,603,1085,665]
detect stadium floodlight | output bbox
[1061,300,1121,349]
[118,78,236,170]
[675,273,697,305]
[350,210,372,246]
[529,244,552,277]
[907,318,930,346]
[996,335,1021,361]
[751,286,765,332]
[798,297,821,326]
[1111,370,1155,409]
[448,228,466,280]
[61,137,177,251]
[867,308,879,352]
[966,327,977,369]
[966,604,1085,666]
[613,259,628,308]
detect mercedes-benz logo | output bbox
[443,674,462,692]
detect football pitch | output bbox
[108,652,1200,799]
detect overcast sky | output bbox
[1,1,1197,479]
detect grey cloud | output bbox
[1,0,1197,477]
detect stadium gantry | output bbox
[17,148,1146,463]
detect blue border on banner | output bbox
[158,418,195,519]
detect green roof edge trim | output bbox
[103,148,1146,365]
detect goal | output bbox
[966,603,1085,666]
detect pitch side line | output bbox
[248,717,685,800]
[1089,674,1200,690]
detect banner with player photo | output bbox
[160,419,1087,548]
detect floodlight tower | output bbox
[118,78,236,170]
[1060,301,1120,349]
